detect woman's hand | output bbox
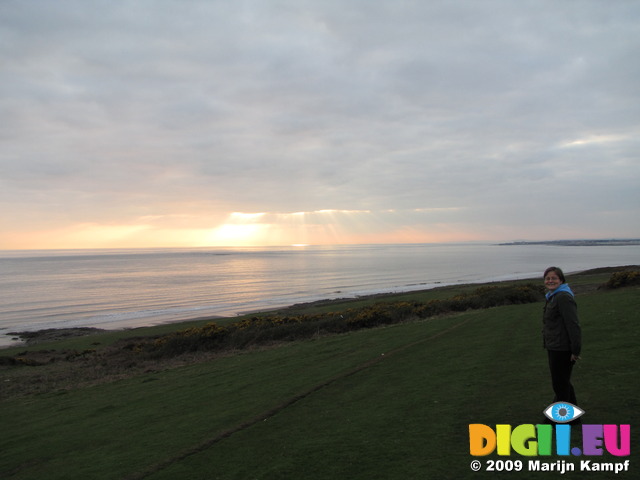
[571,354,581,363]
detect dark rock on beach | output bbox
[7,327,105,346]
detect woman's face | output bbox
[544,271,562,291]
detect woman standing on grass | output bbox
[542,266,582,406]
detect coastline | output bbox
[5,327,107,347]
[4,243,640,348]
[0,275,532,348]
[0,278,522,349]
[498,239,640,246]
[6,264,637,349]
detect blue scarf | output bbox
[545,283,575,300]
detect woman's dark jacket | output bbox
[542,291,582,355]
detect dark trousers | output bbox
[547,350,577,404]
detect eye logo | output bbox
[543,402,585,423]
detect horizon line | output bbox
[2,238,640,253]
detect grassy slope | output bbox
[0,281,638,480]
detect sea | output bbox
[1,243,638,347]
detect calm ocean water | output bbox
[1,243,638,346]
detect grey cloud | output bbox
[1,0,639,240]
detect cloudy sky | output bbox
[1,0,639,249]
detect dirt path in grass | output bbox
[125,315,477,480]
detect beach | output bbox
[2,243,640,347]
[4,263,638,351]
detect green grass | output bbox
[0,278,638,479]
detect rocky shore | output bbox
[7,327,105,346]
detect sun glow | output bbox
[207,223,270,246]
[559,133,629,148]
[1,208,483,250]
[206,211,317,246]
[200,208,473,247]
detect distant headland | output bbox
[499,239,640,246]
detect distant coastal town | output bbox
[499,239,640,246]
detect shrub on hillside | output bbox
[135,283,545,358]
[601,271,640,289]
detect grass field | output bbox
[0,272,638,479]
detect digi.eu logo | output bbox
[543,402,585,423]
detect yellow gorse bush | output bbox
[133,282,548,358]
[603,270,640,289]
